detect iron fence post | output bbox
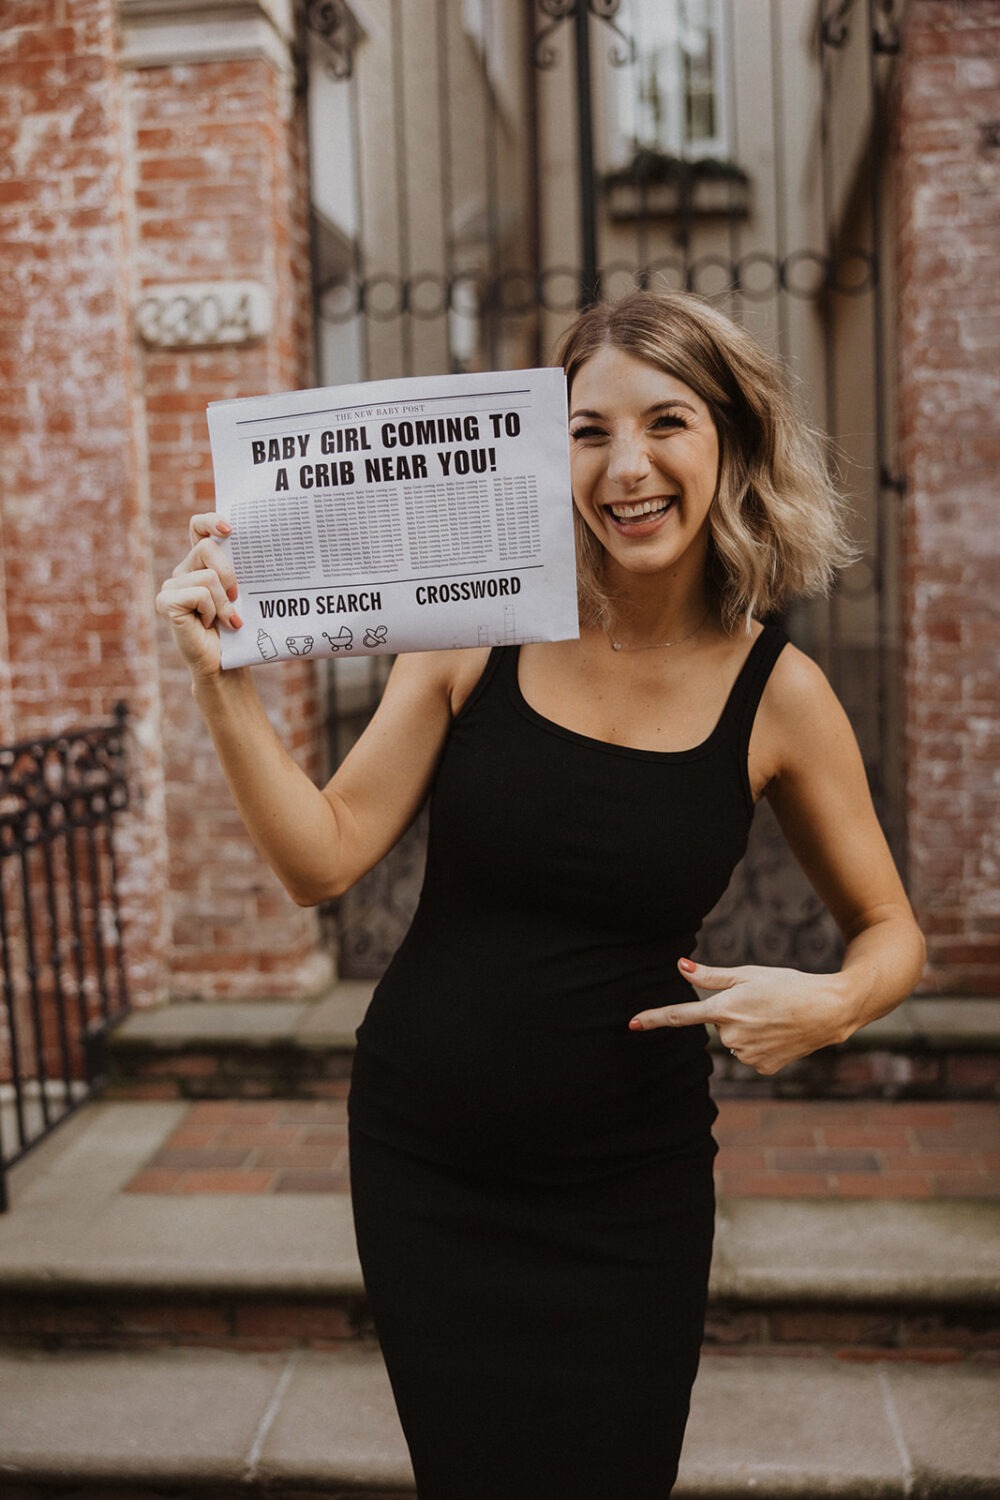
[574,2,600,307]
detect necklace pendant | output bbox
[611,641,623,651]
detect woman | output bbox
[157,291,925,1499]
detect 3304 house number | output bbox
[135,282,271,348]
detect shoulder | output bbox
[756,639,860,781]
[764,638,833,710]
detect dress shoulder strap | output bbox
[451,645,509,727]
[734,623,789,726]
[718,624,789,811]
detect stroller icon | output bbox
[323,627,354,652]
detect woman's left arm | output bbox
[629,645,927,1074]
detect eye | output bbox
[569,424,607,442]
[650,412,688,432]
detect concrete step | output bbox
[0,1344,998,1498]
[1,1102,998,1359]
[104,983,375,1102]
[105,989,1000,1100]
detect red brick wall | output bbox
[895,1,1000,995]
[1,0,170,1006]
[127,48,331,1000]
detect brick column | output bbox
[1,0,170,1005]
[895,1,1000,995]
[0,514,13,749]
[120,0,333,999]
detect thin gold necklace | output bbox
[607,606,711,653]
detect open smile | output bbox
[604,497,677,531]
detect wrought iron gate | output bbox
[0,708,130,1209]
[303,0,903,977]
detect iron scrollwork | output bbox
[534,0,634,72]
[0,704,129,843]
[822,0,902,55]
[302,0,359,80]
[314,246,882,328]
[872,0,902,56]
[820,0,855,49]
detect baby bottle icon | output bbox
[256,628,279,661]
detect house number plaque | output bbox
[135,282,272,349]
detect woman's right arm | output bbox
[155,514,466,906]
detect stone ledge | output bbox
[2,1124,997,1309]
[112,982,374,1050]
[0,1347,997,1497]
[106,990,1000,1101]
[105,984,374,1100]
[114,992,1000,1051]
[710,996,1000,1099]
[117,0,297,73]
[3,1285,997,1361]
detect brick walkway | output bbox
[124,1098,1000,1199]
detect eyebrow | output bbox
[569,399,698,421]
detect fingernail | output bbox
[217,521,232,535]
[629,1017,644,1031]
[678,958,696,973]
[230,612,243,629]
[227,585,239,601]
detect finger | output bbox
[158,571,242,631]
[628,996,722,1032]
[188,512,231,547]
[171,535,238,600]
[168,568,238,626]
[677,957,741,992]
[186,514,239,600]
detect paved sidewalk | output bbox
[121,1095,1000,1199]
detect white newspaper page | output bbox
[207,369,579,668]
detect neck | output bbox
[603,567,715,652]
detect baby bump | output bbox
[350,979,711,1172]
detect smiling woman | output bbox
[156,288,925,1500]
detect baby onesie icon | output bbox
[285,636,315,656]
[363,624,389,648]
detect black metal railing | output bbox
[0,706,130,1210]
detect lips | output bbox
[605,497,677,531]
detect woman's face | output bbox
[568,345,720,586]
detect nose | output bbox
[605,429,652,488]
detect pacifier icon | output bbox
[363,624,389,648]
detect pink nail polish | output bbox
[679,958,696,973]
[230,612,243,629]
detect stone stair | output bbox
[104,989,1000,1102]
[2,1343,999,1499]
[0,986,998,1496]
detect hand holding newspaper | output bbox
[206,369,580,668]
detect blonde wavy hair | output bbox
[556,290,855,634]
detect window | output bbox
[615,0,730,164]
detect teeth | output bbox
[610,499,671,520]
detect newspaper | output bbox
[206,369,580,669]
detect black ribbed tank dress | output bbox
[349,625,788,1500]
